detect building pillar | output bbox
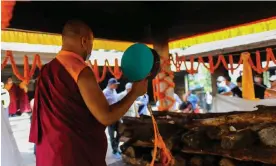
[151,24,175,111]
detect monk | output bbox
[18,81,31,114]
[5,76,19,116]
[29,20,148,166]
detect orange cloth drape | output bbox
[241,52,255,100]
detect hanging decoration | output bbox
[172,47,276,74]
[1,0,16,29]
[1,50,122,84]
[241,52,255,100]
[2,47,275,104]
[152,56,175,111]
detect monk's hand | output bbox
[132,79,148,96]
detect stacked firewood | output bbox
[119,106,276,166]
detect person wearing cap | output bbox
[117,83,139,117]
[103,78,121,159]
[223,76,276,99]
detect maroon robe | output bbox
[29,52,107,166]
[18,88,31,113]
[6,84,19,115]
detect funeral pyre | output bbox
[118,106,276,166]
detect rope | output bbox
[147,105,174,166]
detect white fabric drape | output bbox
[212,94,276,113]
[1,105,23,166]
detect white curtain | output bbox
[212,94,276,113]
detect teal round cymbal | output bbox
[121,43,154,82]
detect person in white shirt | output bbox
[102,78,121,159]
[1,82,10,119]
[137,93,150,116]
[205,91,212,112]
[117,83,139,117]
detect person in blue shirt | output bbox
[103,78,121,159]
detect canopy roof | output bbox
[9,2,276,43]
[172,30,276,58]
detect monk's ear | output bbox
[81,37,86,48]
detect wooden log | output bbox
[203,156,218,166]
[122,108,276,129]
[181,145,276,164]
[219,158,236,166]
[190,109,276,128]
[190,156,203,166]
[181,129,211,149]
[119,121,183,142]
[221,129,258,150]
[120,138,138,153]
[258,126,276,147]
[122,154,149,166]
[174,155,187,166]
[122,146,152,160]
[206,126,230,140]
[124,146,136,158]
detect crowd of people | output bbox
[218,74,276,99]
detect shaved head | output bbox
[61,20,94,60]
[62,20,93,39]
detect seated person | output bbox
[222,76,276,99]
[179,101,193,113]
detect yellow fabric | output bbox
[241,52,255,100]
[169,17,276,49]
[1,29,153,51]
